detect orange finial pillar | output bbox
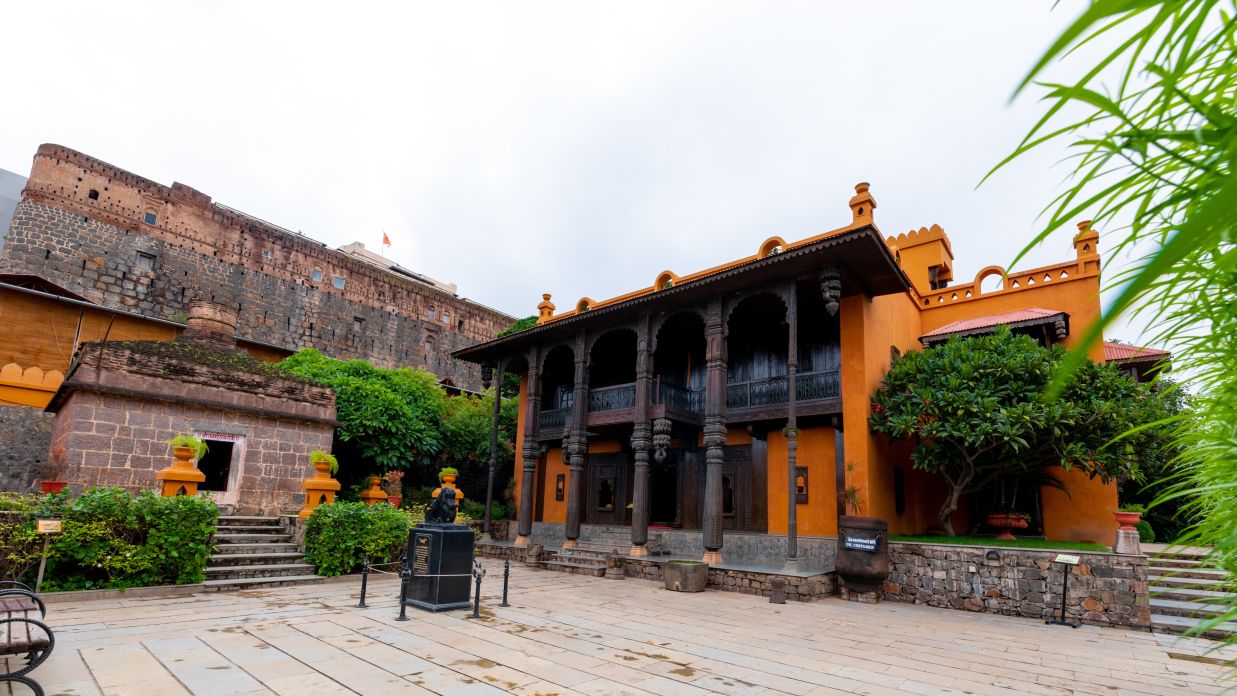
[536,293,556,325]
[1074,220,1100,274]
[155,446,207,497]
[299,457,342,519]
[359,477,388,505]
[849,182,877,227]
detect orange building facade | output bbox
[456,184,1135,563]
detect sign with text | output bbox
[36,519,63,534]
[1053,553,1080,565]
[197,431,243,442]
[843,534,878,552]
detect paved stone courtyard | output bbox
[9,559,1234,695]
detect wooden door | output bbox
[585,452,626,525]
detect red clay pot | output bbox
[39,480,68,494]
[387,495,403,507]
[1113,510,1142,530]
[986,513,1030,541]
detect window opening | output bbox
[144,212,157,225]
[136,252,155,271]
[88,189,99,200]
[332,275,345,289]
[311,267,323,282]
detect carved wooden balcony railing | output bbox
[588,383,636,412]
[656,382,703,414]
[726,369,840,410]
[796,369,841,401]
[539,407,569,430]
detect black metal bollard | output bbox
[357,555,370,608]
[472,565,484,618]
[396,562,411,621]
[500,559,511,608]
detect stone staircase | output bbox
[538,526,663,577]
[1149,546,1237,640]
[205,515,325,591]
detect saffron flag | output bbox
[382,231,391,246]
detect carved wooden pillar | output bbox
[482,359,505,541]
[630,315,653,556]
[702,296,728,564]
[515,346,541,546]
[821,267,843,527]
[563,333,589,549]
[784,282,800,572]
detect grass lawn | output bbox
[889,534,1110,552]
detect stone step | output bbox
[572,543,626,556]
[214,533,293,544]
[1149,557,1205,569]
[1151,613,1237,641]
[1149,597,1230,619]
[216,525,285,533]
[1149,567,1229,582]
[1150,573,1231,588]
[203,575,326,592]
[1150,549,1210,562]
[210,552,307,567]
[206,563,316,579]
[1151,585,1235,603]
[218,515,282,524]
[558,549,610,561]
[213,542,301,555]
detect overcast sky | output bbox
[0,1,1158,345]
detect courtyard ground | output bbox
[8,559,1234,696]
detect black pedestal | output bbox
[403,522,474,612]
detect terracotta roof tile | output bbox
[1104,342,1170,363]
[921,308,1063,339]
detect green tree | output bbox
[870,329,1162,535]
[993,1,1235,639]
[279,349,446,471]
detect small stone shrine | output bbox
[43,300,337,513]
[404,469,475,612]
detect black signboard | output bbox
[843,534,878,552]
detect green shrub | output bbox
[1135,520,1156,544]
[22,488,218,591]
[303,502,417,576]
[460,499,506,521]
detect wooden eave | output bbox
[454,225,910,364]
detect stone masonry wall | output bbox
[50,390,333,514]
[0,405,54,491]
[625,559,836,601]
[882,542,1150,629]
[0,145,513,390]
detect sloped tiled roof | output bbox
[1104,342,1170,364]
[921,308,1064,340]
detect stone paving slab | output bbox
[11,559,1237,695]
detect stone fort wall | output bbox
[0,144,512,390]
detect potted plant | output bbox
[39,444,69,494]
[985,477,1030,541]
[168,434,208,462]
[439,466,460,486]
[383,470,405,507]
[663,560,708,592]
[1114,504,1144,530]
[308,450,339,476]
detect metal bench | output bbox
[0,581,53,696]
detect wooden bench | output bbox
[0,582,53,696]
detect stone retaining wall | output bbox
[883,541,1150,628]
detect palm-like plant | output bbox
[991,1,1236,642]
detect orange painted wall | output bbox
[539,445,568,523]
[765,425,837,537]
[840,291,923,532]
[1042,468,1118,544]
